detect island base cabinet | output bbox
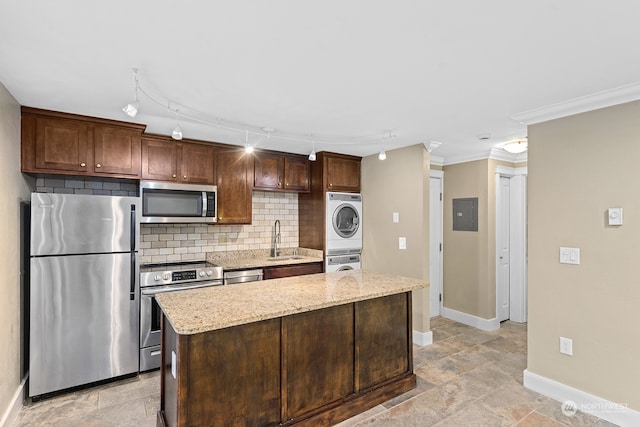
[159,317,282,427]
[158,292,416,427]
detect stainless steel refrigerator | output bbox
[29,193,140,397]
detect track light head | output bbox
[245,145,254,153]
[378,150,387,160]
[308,150,316,161]
[122,101,139,118]
[172,125,183,140]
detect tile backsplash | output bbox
[34,176,300,264]
[35,176,138,196]
[140,191,298,264]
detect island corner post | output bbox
[155,272,427,427]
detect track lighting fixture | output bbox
[121,68,394,154]
[244,130,254,153]
[378,150,386,160]
[309,139,316,161]
[122,68,139,118]
[171,110,183,140]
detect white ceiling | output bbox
[2,1,640,163]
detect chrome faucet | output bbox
[271,219,281,257]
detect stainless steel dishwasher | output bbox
[223,268,263,285]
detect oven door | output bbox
[140,281,221,349]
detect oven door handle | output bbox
[141,282,222,296]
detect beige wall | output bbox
[361,144,430,332]
[528,101,640,410]
[442,159,496,319]
[0,84,33,421]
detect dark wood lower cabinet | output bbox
[158,292,415,427]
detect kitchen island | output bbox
[155,270,428,427]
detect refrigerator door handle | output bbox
[130,204,136,252]
[130,253,136,301]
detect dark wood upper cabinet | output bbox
[22,107,145,178]
[323,152,361,192]
[141,136,216,185]
[93,125,141,177]
[141,137,177,181]
[179,142,216,185]
[253,151,310,192]
[217,148,253,224]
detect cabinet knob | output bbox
[278,182,282,187]
[80,162,86,167]
[183,175,188,179]
[172,174,177,178]
[96,163,102,168]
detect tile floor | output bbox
[12,317,616,426]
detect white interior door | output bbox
[429,174,443,317]
[496,176,510,322]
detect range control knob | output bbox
[154,275,161,281]
[162,272,170,280]
[206,270,212,276]
[199,271,206,277]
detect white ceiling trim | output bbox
[511,81,640,125]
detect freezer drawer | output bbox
[29,253,139,397]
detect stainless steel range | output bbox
[139,261,223,371]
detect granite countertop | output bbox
[155,270,429,335]
[206,247,324,270]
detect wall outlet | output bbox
[560,337,573,356]
[399,237,406,250]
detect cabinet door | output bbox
[94,125,141,177]
[254,152,284,190]
[179,142,216,184]
[141,138,177,182]
[35,117,89,172]
[217,149,253,224]
[284,157,310,192]
[326,155,361,192]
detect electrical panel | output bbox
[452,197,478,231]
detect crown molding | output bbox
[489,148,528,163]
[511,81,640,125]
[429,155,445,166]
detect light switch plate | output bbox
[393,212,399,223]
[560,247,580,265]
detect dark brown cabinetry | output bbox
[216,148,253,224]
[298,151,362,251]
[159,292,415,427]
[263,262,323,280]
[21,107,145,178]
[253,152,310,192]
[322,151,361,192]
[141,136,216,185]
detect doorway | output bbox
[429,170,443,317]
[495,166,527,323]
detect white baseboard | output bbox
[413,330,433,347]
[0,374,26,427]
[524,369,640,427]
[441,307,500,331]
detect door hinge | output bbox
[439,293,442,302]
[439,242,442,252]
[440,192,442,201]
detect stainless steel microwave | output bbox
[140,181,217,223]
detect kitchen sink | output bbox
[266,256,304,261]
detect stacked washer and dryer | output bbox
[325,192,363,271]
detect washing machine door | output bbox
[332,204,360,238]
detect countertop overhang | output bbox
[155,270,429,335]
